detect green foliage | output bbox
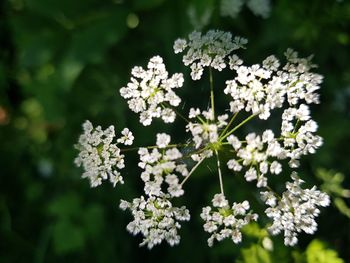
[1,0,350,262]
[316,169,350,218]
[238,244,271,263]
[305,240,344,263]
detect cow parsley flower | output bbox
[220,0,245,18]
[120,194,190,249]
[262,172,330,246]
[138,133,188,197]
[226,131,285,187]
[247,0,271,18]
[74,120,133,187]
[174,30,248,80]
[120,56,184,126]
[201,194,258,246]
[186,108,228,156]
[75,30,328,250]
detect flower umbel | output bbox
[120,193,190,249]
[120,56,184,126]
[201,194,258,247]
[75,30,329,249]
[74,120,133,187]
[262,173,330,246]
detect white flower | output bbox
[117,128,134,145]
[212,193,229,208]
[220,0,245,18]
[262,173,330,246]
[173,39,187,54]
[120,56,183,126]
[156,133,171,148]
[175,30,247,80]
[120,194,190,249]
[247,0,271,18]
[201,195,258,247]
[75,120,132,187]
[78,30,328,250]
[138,135,188,197]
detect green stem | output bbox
[120,143,186,152]
[215,150,224,195]
[220,113,258,142]
[209,67,215,120]
[180,158,205,187]
[219,112,239,138]
[292,118,300,134]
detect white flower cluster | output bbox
[224,51,322,121]
[74,120,134,187]
[201,194,258,246]
[76,30,328,250]
[261,173,330,246]
[120,56,184,126]
[138,133,188,197]
[174,30,248,80]
[186,108,228,149]
[220,0,271,19]
[120,194,190,249]
[281,104,323,167]
[226,130,283,188]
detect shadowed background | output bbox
[0,0,350,262]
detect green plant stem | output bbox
[120,143,187,152]
[180,158,205,187]
[209,67,215,120]
[220,112,239,137]
[215,150,224,195]
[220,113,258,142]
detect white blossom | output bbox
[220,0,245,18]
[201,194,258,246]
[117,128,134,145]
[77,30,328,250]
[247,0,271,18]
[174,30,247,80]
[138,134,188,197]
[262,172,330,246]
[120,194,190,249]
[120,56,183,126]
[74,120,132,187]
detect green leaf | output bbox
[306,240,344,263]
[242,222,268,239]
[239,244,271,263]
[334,198,350,218]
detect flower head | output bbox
[120,56,184,126]
[262,172,330,246]
[120,194,190,249]
[174,30,248,80]
[75,120,133,187]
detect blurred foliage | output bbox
[316,169,350,218]
[1,0,350,262]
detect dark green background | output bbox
[1,0,349,262]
